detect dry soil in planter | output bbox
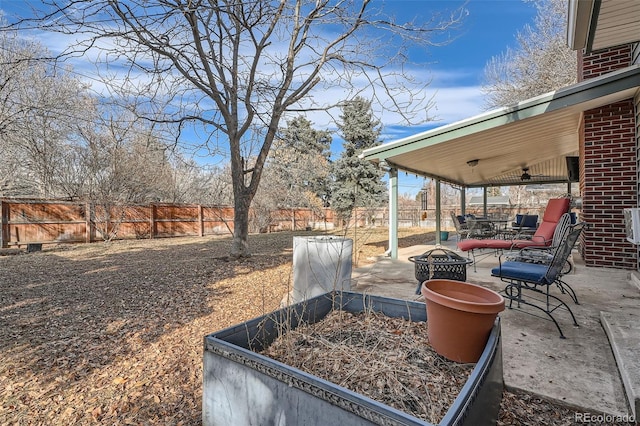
[261,310,473,424]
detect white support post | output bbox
[388,168,398,259]
[436,179,441,245]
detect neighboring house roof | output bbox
[469,196,510,206]
[567,0,640,53]
[361,65,640,188]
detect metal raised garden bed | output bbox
[203,291,503,426]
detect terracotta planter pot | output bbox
[421,279,505,363]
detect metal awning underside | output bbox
[362,65,640,188]
[568,0,640,53]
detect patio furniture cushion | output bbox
[530,221,556,243]
[520,214,538,228]
[541,198,570,223]
[458,238,514,251]
[514,214,523,225]
[457,234,550,251]
[491,261,549,284]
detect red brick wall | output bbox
[580,100,637,268]
[579,46,637,269]
[579,45,632,81]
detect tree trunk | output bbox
[231,197,251,258]
[228,135,259,258]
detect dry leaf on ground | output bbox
[1,228,625,425]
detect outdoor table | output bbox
[470,218,508,239]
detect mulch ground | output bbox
[0,229,625,425]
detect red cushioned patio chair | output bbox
[457,198,571,271]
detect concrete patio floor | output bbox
[351,238,640,419]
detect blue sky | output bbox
[372,0,538,195]
[380,0,537,137]
[2,0,539,195]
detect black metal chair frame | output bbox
[492,222,586,339]
[464,212,572,273]
[466,217,498,239]
[450,211,471,242]
[506,213,577,303]
[456,217,504,272]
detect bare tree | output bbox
[163,155,211,203]
[11,1,464,257]
[0,25,93,198]
[54,144,87,200]
[72,108,175,240]
[14,64,95,198]
[198,165,234,207]
[481,0,577,109]
[0,25,35,140]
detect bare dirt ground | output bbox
[0,228,613,424]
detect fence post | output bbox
[1,200,8,248]
[291,208,295,231]
[85,202,93,243]
[198,204,204,237]
[150,204,156,239]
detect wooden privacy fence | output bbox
[1,198,553,248]
[0,199,334,248]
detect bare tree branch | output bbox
[481,0,577,109]
[7,0,465,257]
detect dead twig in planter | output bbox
[261,310,473,424]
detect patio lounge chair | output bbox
[457,198,571,270]
[491,222,585,338]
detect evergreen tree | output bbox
[330,97,387,219]
[268,116,333,209]
[283,116,333,207]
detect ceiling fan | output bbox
[520,167,532,181]
[520,167,550,181]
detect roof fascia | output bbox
[567,0,596,51]
[584,0,601,54]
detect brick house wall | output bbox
[578,45,634,82]
[635,73,640,270]
[579,45,639,269]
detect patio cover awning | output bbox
[361,65,640,188]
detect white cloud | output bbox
[8,5,490,155]
[427,84,485,124]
